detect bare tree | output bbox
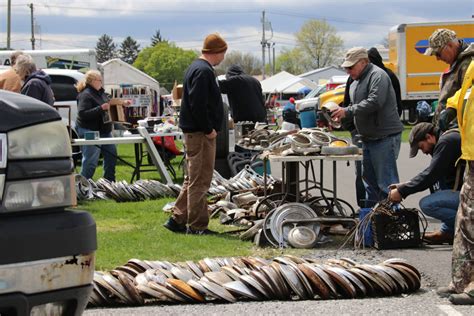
[215,51,262,76]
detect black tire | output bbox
[255,193,297,218]
[215,102,229,159]
[307,197,355,217]
[406,107,419,126]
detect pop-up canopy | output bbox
[260,71,318,94]
[101,58,160,92]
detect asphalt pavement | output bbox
[85,143,473,315]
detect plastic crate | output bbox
[371,208,422,250]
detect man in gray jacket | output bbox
[332,47,404,207]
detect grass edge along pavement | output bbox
[76,198,311,271]
[75,125,413,270]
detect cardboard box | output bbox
[110,98,125,106]
[109,104,126,122]
[172,81,183,101]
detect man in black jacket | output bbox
[388,123,463,244]
[164,33,227,235]
[218,64,266,123]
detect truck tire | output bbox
[215,103,230,159]
[406,106,419,125]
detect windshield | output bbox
[304,85,326,99]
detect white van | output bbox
[0,49,97,70]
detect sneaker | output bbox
[186,227,219,235]
[448,293,474,305]
[163,218,186,233]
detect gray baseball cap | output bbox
[424,29,457,56]
[341,47,368,68]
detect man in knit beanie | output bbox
[164,33,227,235]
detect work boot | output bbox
[423,231,454,245]
[449,293,474,305]
[163,218,187,233]
[436,286,456,298]
[186,227,219,235]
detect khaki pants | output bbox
[173,132,216,230]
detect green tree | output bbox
[96,34,117,63]
[275,47,310,74]
[134,42,198,91]
[215,50,262,76]
[151,29,167,46]
[119,36,140,64]
[295,19,344,69]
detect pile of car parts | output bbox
[89,255,421,307]
[248,128,360,157]
[75,175,179,202]
[208,167,277,196]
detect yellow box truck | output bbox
[387,20,474,123]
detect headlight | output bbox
[2,175,75,213]
[8,121,71,159]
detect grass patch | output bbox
[76,127,414,270]
[331,125,412,142]
[77,198,311,270]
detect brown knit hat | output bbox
[202,33,228,54]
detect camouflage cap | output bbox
[424,28,457,56]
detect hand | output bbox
[205,129,217,139]
[101,103,110,111]
[388,187,403,203]
[388,183,398,190]
[123,100,132,106]
[331,107,346,121]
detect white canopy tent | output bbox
[101,58,160,92]
[260,71,318,94]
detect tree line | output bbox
[96,20,346,91]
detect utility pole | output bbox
[272,43,276,75]
[29,3,35,50]
[261,10,266,79]
[7,0,11,49]
[267,43,271,75]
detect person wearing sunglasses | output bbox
[331,47,403,207]
[424,28,474,129]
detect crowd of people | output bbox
[164,28,473,305]
[0,51,118,182]
[330,28,473,305]
[1,28,472,306]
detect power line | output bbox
[267,10,392,26]
[31,3,258,14]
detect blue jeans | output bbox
[362,133,401,207]
[419,190,459,234]
[77,126,117,182]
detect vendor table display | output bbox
[72,127,181,184]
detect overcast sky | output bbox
[0,0,472,56]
